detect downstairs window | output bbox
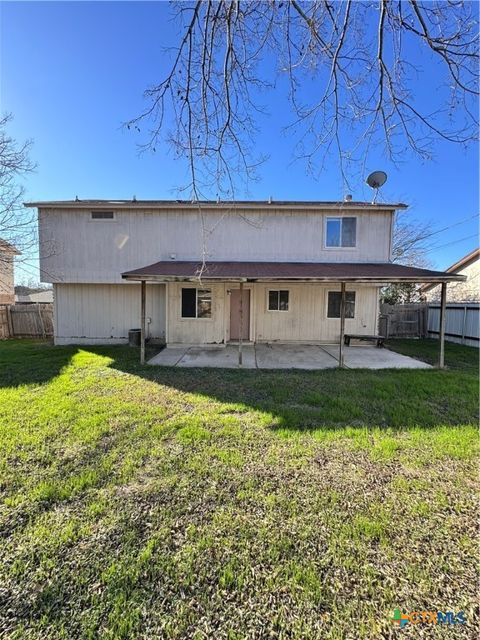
[181,288,212,318]
[268,290,289,311]
[327,291,356,318]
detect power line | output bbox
[425,233,478,252]
[395,213,479,256]
[400,212,479,248]
[419,213,479,241]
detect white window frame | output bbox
[324,216,357,249]
[180,287,213,321]
[90,210,116,222]
[267,289,290,312]
[326,290,356,319]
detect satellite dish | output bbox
[366,170,387,203]
[366,170,387,189]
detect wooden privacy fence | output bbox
[379,302,479,347]
[0,304,54,339]
[427,303,479,348]
[379,303,428,338]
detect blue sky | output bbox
[1,0,478,281]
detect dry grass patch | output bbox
[0,339,478,639]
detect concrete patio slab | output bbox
[178,345,256,368]
[148,345,257,368]
[255,343,337,369]
[148,344,431,369]
[321,345,431,369]
[148,347,189,366]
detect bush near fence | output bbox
[0,304,53,339]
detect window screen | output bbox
[197,289,212,318]
[341,217,356,247]
[268,290,289,311]
[91,211,114,220]
[326,217,356,247]
[181,288,212,318]
[327,291,356,318]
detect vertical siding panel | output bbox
[54,283,166,345]
[253,283,378,343]
[39,208,394,284]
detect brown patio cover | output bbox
[122,261,466,283]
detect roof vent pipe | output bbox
[344,194,352,202]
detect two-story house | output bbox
[27,199,463,363]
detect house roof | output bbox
[419,247,479,293]
[24,199,407,212]
[15,290,54,304]
[122,261,466,284]
[442,247,479,274]
[0,239,21,255]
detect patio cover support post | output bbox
[339,282,346,368]
[238,281,243,367]
[439,282,447,368]
[140,280,146,365]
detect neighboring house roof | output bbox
[24,199,408,212]
[419,248,480,294]
[122,261,466,283]
[0,239,21,255]
[15,290,53,304]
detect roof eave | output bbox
[122,274,466,284]
[24,200,408,212]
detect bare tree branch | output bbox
[0,114,38,270]
[128,1,478,198]
[126,1,478,271]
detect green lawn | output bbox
[0,339,478,639]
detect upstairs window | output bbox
[326,217,356,247]
[268,290,289,311]
[181,288,212,318]
[327,291,356,318]
[91,211,115,220]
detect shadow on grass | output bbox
[0,339,477,430]
[0,339,76,388]
[106,343,478,431]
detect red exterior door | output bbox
[229,289,250,340]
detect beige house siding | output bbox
[39,207,394,284]
[53,283,166,345]
[166,283,227,345]
[38,203,393,346]
[254,283,379,343]
[425,259,480,303]
[0,254,15,305]
[165,281,379,345]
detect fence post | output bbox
[37,304,46,339]
[6,305,13,337]
[438,283,447,368]
[140,281,146,365]
[339,282,346,368]
[461,305,467,345]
